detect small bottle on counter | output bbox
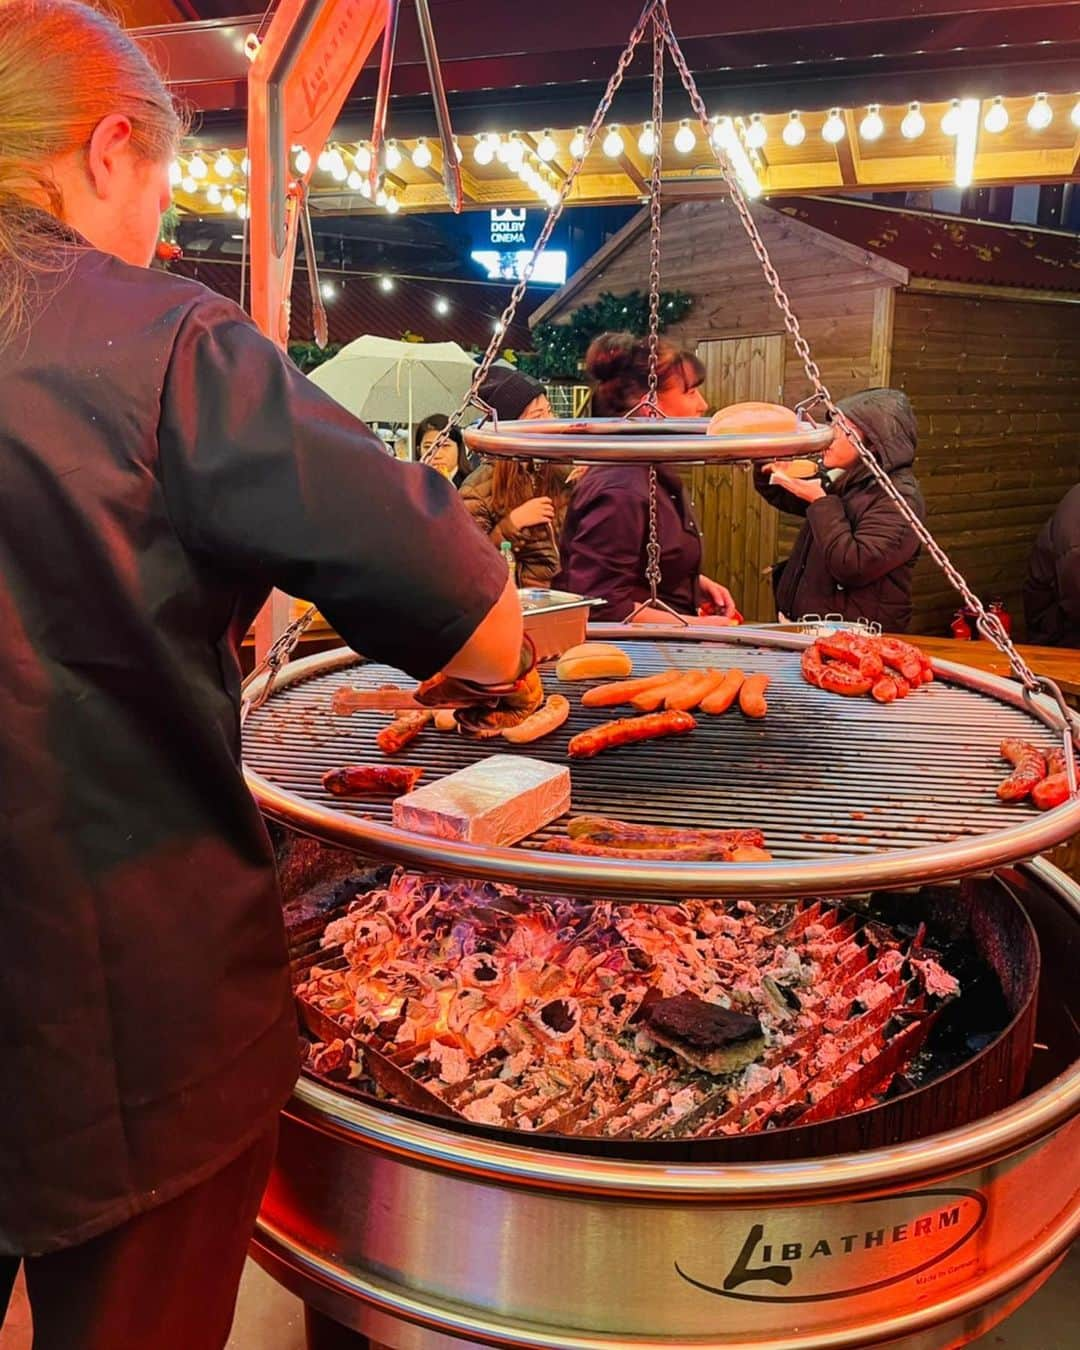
[950,610,972,641]
[500,540,516,585]
[988,597,1012,636]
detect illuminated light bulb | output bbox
[493,319,505,334]
[320,281,336,300]
[1027,93,1052,130]
[354,143,372,172]
[241,156,250,176]
[822,109,845,144]
[294,147,311,174]
[1072,98,1080,128]
[206,184,222,205]
[711,116,762,199]
[237,202,248,220]
[385,193,400,214]
[507,134,525,168]
[983,97,1009,134]
[745,114,767,149]
[434,297,449,315]
[181,175,197,194]
[569,126,586,159]
[385,140,402,170]
[781,111,806,147]
[901,102,926,139]
[859,104,884,141]
[347,170,363,191]
[941,99,962,136]
[375,187,387,206]
[602,125,624,158]
[673,119,696,154]
[214,152,234,179]
[953,98,980,188]
[188,153,208,179]
[537,130,557,161]
[221,192,237,213]
[317,149,334,172]
[168,161,182,187]
[412,138,432,169]
[473,135,495,166]
[358,178,372,199]
[379,275,394,292]
[638,122,656,156]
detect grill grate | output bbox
[244,637,1062,862]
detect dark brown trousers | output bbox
[0,1126,277,1350]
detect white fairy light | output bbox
[214,152,234,179]
[205,184,222,205]
[434,297,449,315]
[537,130,557,161]
[221,192,237,213]
[412,138,432,169]
[354,143,372,172]
[168,161,182,187]
[375,187,387,206]
[347,170,363,191]
[379,275,394,292]
[983,97,1009,134]
[1027,93,1052,130]
[781,111,806,147]
[385,139,402,170]
[673,119,696,154]
[638,122,656,156]
[711,116,762,198]
[569,127,587,159]
[473,134,495,166]
[505,133,525,168]
[188,153,208,179]
[745,114,767,149]
[602,125,625,158]
[237,202,248,220]
[941,99,962,136]
[241,156,250,176]
[320,281,336,300]
[294,147,311,174]
[859,104,885,141]
[901,102,926,139]
[180,175,197,195]
[953,98,980,188]
[385,192,400,214]
[822,109,845,144]
[331,160,348,183]
[317,149,334,172]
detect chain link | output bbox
[644,12,665,415]
[659,10,1051,700]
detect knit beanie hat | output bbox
[478,365,545,421]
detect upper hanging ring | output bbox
[462,416,834,465]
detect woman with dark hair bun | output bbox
[556,332,739,623]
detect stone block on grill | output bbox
[392,754,571,846]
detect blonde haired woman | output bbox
[0,4,524,1344]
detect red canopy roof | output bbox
[168,259,543,351]
[770,197,1080,295]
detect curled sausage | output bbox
[1032,748,1071,811]
[997,738,1047,801]
[501,694,570,744]
[801,644,874,697]
[567,710,696,759]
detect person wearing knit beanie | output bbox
[477,366,549,422]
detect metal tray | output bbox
[520,588,606,661]
[242,628,1080,901]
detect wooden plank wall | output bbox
[553,200,893,622]
[890,290,1080,637]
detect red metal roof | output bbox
[769,197,1080,295]
[168,259,542,351]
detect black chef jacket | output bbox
[0,227,507,1255]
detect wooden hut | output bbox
[532,197,1080,634]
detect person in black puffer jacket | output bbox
[753,388,925,632]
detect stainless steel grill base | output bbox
[253,860,1080,1350]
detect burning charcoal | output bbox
[641,994,766,1076]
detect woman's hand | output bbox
[698,575,738,617]
[765,467,826,503]
[509,496,556,530]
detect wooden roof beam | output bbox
[836,111,862,186]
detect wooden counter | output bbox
[899,635,1080,700]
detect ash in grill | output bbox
[295,870,964,1141]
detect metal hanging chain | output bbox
[660,11,1079,740]
[241,603,321,724]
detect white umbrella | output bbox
[308,335,478,454]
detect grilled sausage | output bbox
[322,765,423,796]
[581,671,678,708]
[871,675,899,704]
[631,674,688,711]
[879,637,931,685]
[664,670,720,711]
[501,694,571,744]
[738,672,770,719]
[699,669,745,714]
[817,632,884,680]
[566,816,766,850]
[541,838,755,862]
[801,644,873,697]
[376,710,432,755]
[997,738,1048,801]
[1032,749,1071,810]
[567,710,696,759]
